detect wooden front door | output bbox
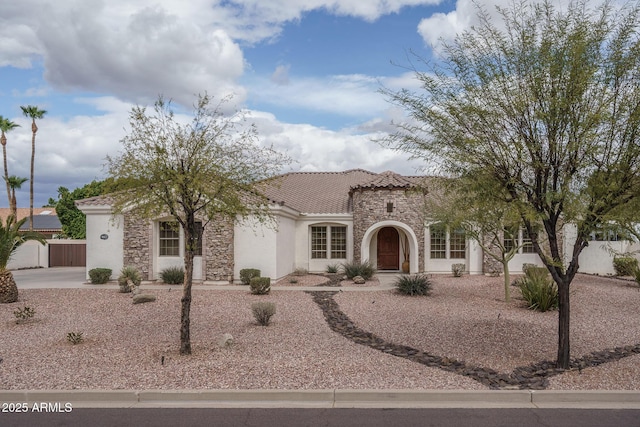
[377,227,399,270]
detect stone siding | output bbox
[123,213,153,280]
[352,188,426,271]
[203,217,235,282]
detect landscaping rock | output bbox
[352,276,366,284]
[133,294,156,304]
[218,333,234,348]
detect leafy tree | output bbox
[0,116,20,208]
[0,215,46,303]
[384,0,640,368]
[52,180,107,239]
[429,175,537,302]
[5,176,28,218]
[20,105,47,231]
[106,94,289,355]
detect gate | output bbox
[48,242,86,267]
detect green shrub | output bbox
[522,263,537,275]
[288,277,298,284]
[518,267,558,312]
[342,261,375,280]
[394,274,433,296]
[118,266,141,293]
[251,301,276,326]
[613,257,638,276]
[160,266,184,284]
[250,277,271,295]
[89,268,112,284]
[451,263,465,277]
[240,268,261,285]
[634,268,640,287]
[13,306,35,323]
[292,267,308,276]
[66,332,84,345]
[326,264,340,274]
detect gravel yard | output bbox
[1,273,639,390]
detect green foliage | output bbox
[118,266,141,292]
[160,266,184,285]
[251,301,276,326]
[518,267,559,312]
[633,269,640,288]
[250,277,271,295]
[88,268,112,284]
[326,264,340,274]
[66,332,84,345]
[292,267,308,276]
[288,277,298,284]
[394,274,433,296]
[0,215,46,270]
[52,180,110,239]
[342,261,375,280]
[452,263,465,277]
[613,257,638,277]
[13,306,35,323]
[239,268,261,285]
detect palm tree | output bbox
[20,105,47,231]
[5,176,28,219]
[0,215,45,303]
[0,116,20,209]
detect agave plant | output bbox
[0,215,46,303]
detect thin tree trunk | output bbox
[180,220,196,355]
[1,139,10,208]
[557,281,571,369]
[29,123,36,232]
[502,259,511,302]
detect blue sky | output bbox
[0,0,577,208]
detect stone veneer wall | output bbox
[352,188,427,272]
[123,213,153,280]
[203,217,235,282]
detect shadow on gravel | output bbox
[308,291,640,390]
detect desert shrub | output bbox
[251,301,276,326]
[250,277,271,295]
[118,266,141,293]
[160,266,184,284]
[634,268,640,287]
[240,268,261,285]
[342,261,375,280]
[89,268,112,284]
[394,274,433,296]
[613,257,638,276]
[13,306,35,323]
[288,277,298,284]
[66,332,84,345]
[292,267,308,276]
[326,264,340,274]
[451,263,465,277]
[521,263,537,275]
[518,267,558,312]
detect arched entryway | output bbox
[360,220,420,274]
[377,227,399,270]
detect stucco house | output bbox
[76,169,636,282]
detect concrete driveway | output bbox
[12,267,87,288]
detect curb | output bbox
[1,390,639,409]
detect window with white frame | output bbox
[504,227,538,254]
[430,224,466,259]
[159,221,203,256]
[311,225,347,259]
[159,221,180,256]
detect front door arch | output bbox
[360,220,420,274]
[377,227,399,270]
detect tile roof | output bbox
[75,170,433,215]
[261,169,378,214]
[0,208,62,231]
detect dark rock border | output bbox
[308,291,640,390]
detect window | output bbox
[331,226,347,259]
[430,224,447,259]
[450,228,466,259]
[504,227,538,254]
[311,225,347,259]
[590,224,631,242]
[159,222,180,256]
[311,226,327,259]
[504,227,518,253]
